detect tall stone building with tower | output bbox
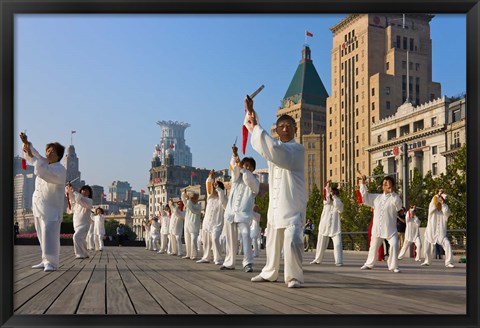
[271,44,328,197]
[156,120,192,167]
[326,14,441,184]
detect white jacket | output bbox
[182,193,202,234]
[71,191,93,228]
[150,219,161,237]
[250,124,306,228]
[318,189,344,237]
[424,198,451,244]
[404,210,421,241]
[359,184,403,239]
[92,214,106,236]
[170,205,185,236]
[25,144,66,221]
[159,209,170,235]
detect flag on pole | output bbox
[71,130,76,134]
[141,189,145,193]
[306,31,313,37]
[191,171,197,177]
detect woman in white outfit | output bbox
[197,175,227,265]
[311,181,344,266]
[86,217,95,251]
[150,216,161,251]
[144,218,152,250]
[169,199,185,256]
[422,190,455,268]
[398,205,422,261]
[182,190,202,260]
[67,185,93,259]
[158,205,171,254]
[92,207,106,251]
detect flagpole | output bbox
[304,29,307,44]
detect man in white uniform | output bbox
[421,190,455,268]
[398,205,422,262]
[181,189,202,260]
[358,175,403,273]
[310,181,344,266]
[244,96,306,288]
[21,132,66,272]
[169,199,185,256]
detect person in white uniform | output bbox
[250,205,262,258]
[144,218,152,251]
[170,199,185,256]
[92,207,106,251]
[181,189,202,260]
[398,205,422,262]
[221,146,260,273]
[421,190,455,268]
[150,216,161,251]
[310,181,344,266]
[244,96,306,288]
[167,199,178,256]
[86,216,95,251]
[358,175,403,273]
[158,204,171,254]
[21,132,66,272]
[67,184,94,259]
[197,173,228,265]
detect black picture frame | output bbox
[1,1,478,327]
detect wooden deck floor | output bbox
[13,245,466,315]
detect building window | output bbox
[416,63,420,71]
[416,77,420,93]
[356,54,358,62]
[432,145,438,155]
[386,87,390,95]
[371,88,375,96]
[410,38,414,51]
[386,101,391,109]
[329,119,332,127]
[431,117,437,127]
[356,149,359,157]
[453,131,461,147]
[356,68,358,75]
[386,62,390,70]
[403,37,408,49]
[329,107,332,114]
[377,135,382,143]
[400,124,410,136]
[356,81,359,89]
[396,35,401,48]
[432,163,438,175]
[452,109,461,122]
[356,95,359,102]
[329,144,332,151]
[372,102,375,111]
[413,119,424,132]
[402,61,406,69]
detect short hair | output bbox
[331,187,340,196]
[276,114,296,127]
[216,181,225,190]
[80,185,93,199]
[240,157,256,171]
[46,142,65,162]
[382,176,395,188]
[96,207,104,214]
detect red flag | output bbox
[169,144,175,149]
[21,158,27,170]
[242,125,248,155]
[191,171,197,177]
[356,189,363,204]
[155,145,161,152]
[141,189,145,193]
[306,31,313,37]
[114,198,117,202]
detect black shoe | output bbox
[243,264,253,272]
[220,265,235,270]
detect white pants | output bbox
[424,237,453,265]
[258,224,304,284]
[364,234,399,270]
[174,234,184,256]
[223,221,253,268]
[313,233,343,265]
[168,233,177,254]
[151,234,160,251]
[34,216,61,269]
[145,233,152,250]
[251,235,261,257]
[160,233,169,252]
[86,222,95,250]
[94,234,104,251]
[201,229,212,261]
[184,231,198,259]
[73,217,90,258]
[398,237,422,261]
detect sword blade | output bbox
[249,84,265,99]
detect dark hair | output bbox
[331,187,340,196]
[95,207,104,214]
[46,142,65,162]
[240,157,256,171]
[276,114,296,127]
[216,181,225,190]
[79,185,93,199]
[382,176,395,188]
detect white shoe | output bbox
[181,256,189,259]
[251,275,268,282]
[397,257,403,260]
[31,262,44,269]
[360,265,372,270]
[310,260,320,264]
[196,259,209,263]
[44,264,55,272]
[420,262,430,266]
[446,263,455,268]
[287,279,301,288]
[214,261,222,265]
[335,263,343,267]
[393,268,401,273]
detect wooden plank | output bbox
[76,263,106,314]
[105,263,135,314]
[46,263,95,314]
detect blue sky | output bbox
[14,14,466,192]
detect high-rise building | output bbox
[326,14,442,184]
[156,120,192,167]
[271,45,328,197]
[108,181,132,203]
